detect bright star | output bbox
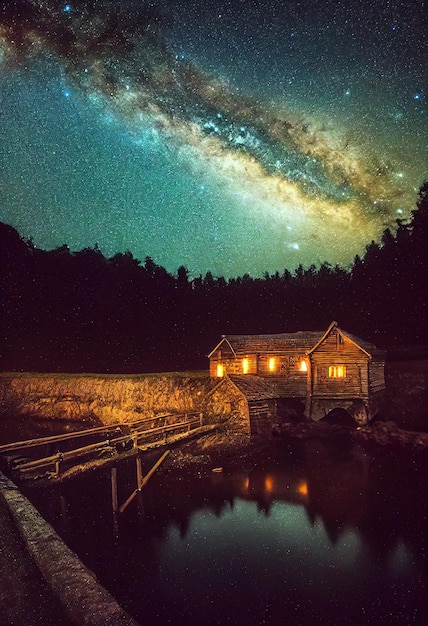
[63,4,72,13]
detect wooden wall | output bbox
[368,360,386,394]
[310,332,369,399]
[209,355,258,377]
[210,351,308,393]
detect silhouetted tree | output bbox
[1,184,427,372]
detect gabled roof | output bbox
[307,321,380,357]
[339,329,380,356]
[208,331,325,357]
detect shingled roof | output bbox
[307,321,382,357]
[228,375,280,400]
[208,331,325,357]
[339,329,381,355]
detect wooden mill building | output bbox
[206,321,386,434]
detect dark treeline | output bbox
[1,184,427,373]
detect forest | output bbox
[1,184,427,374]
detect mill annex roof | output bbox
[228,375,280,400]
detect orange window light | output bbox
[299,360,308,372]
[242,358,249,374]
[268,357,276,372]
[216,364,224,377]
[328,365,346,378]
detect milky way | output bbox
[0,0,426,276]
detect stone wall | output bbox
[0,373,215,425]
[202,378,250,434]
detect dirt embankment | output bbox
[0,372,215,427]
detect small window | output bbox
[299,360,308,372]
[242,358,249,374]
[328,365,346,378]
[268,357,276,372]
[216,364,224,377]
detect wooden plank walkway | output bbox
[0,412,215,479]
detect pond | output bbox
[24,439,427,626]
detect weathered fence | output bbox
[0,412,214,478]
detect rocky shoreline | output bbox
[274,419,428,449]
[160,419,428,477]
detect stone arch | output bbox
[309,398,369,425]
[320,407,355,427]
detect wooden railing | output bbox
[0,412,209,478]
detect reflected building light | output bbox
[297,481,308,496]
[264,476,274,492]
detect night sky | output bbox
[0,0,426,278]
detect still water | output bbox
[25,439,427,626]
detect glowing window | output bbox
[328,365,346,378]
[299,360,308,372]
[242,358,249,374]
[268,357,276,372]
[216,364,224,377]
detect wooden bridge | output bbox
[0,412,215,480]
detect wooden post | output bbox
[111,467,118,514]
[119,489,138,513]
[54,453,63,477]
[136,456,143,491]
[139,450,170,489]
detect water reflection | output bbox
[25,440,427,626]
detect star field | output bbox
[0,0,426,277]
